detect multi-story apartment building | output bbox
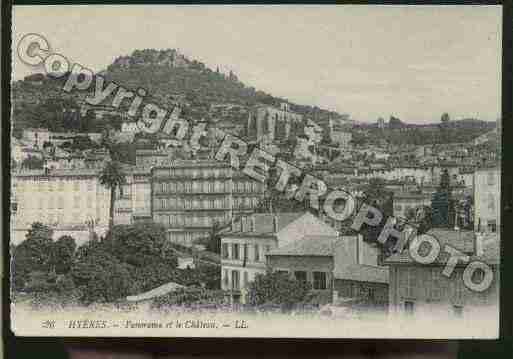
[11,168,110,245]
[220,212,338,303]
[474,165,500,233]
[267,234,389,309]
[247,103,303,142]
[151,160,264,246]
[113,165,152,225]
[384,229,499,318]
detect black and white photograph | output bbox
[8,5,502,338]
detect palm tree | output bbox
[99,160,126,232]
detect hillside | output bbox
[11,48,498,148]
[353,116,497,146]
[11,48,343,136]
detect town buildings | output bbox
[246,103,303,142]
[151,160,264,247]
[385,229,499,318]
[220,212,337,303]
[267,234,389,309]
[11,168,110,245]
[474,165,500,233]
[329,117,352,147]
[112,165,153,225]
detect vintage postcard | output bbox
[9,5,502,338]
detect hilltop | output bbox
[11,47,498,148]
[11,48,343,136]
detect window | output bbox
[313,271,327,290]
[404,301,415,315]
[74,196,80,209]
[223,269,229,287]
[243,244,248,263]
[254,244,260,261]
[232,244,240,260]
[222,243,229,259]
[351,283,360,297]
[487,219,497,233]
[487,171,495,186]
[243,271,249,288]
[73,181,80,191]
[231,270,240,290]
[367,287,376,301]
[401,268,416,298]
[265,245,271,253]
[430,269,442,300]
[294,271,307,282]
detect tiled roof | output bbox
[334,264,389,284]
[225,212,306,236]
[267,235,336,256]
[384,229,499,265]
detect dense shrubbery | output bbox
[12,222,222,307]
[247,271,312,310]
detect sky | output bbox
[12,5,502,123]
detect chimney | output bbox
[474,233,484,257]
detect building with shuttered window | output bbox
[151,160,264,247]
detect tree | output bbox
[441,113,450,125]
[107,222,176,267]
[99,160,127,231]
[247,271,311,310]
[12,222,54,290]
[71,248,135,304]
[49,235,76,274]
[431,169,454,228]
[440,113,451,143]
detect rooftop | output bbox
[384,229,499,265]
[224,212,306,236]
[267,235,336,256]
[333,263,389,284]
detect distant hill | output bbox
[11,48,344,136]
[353,116,497,146]
[11,48,498,148]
